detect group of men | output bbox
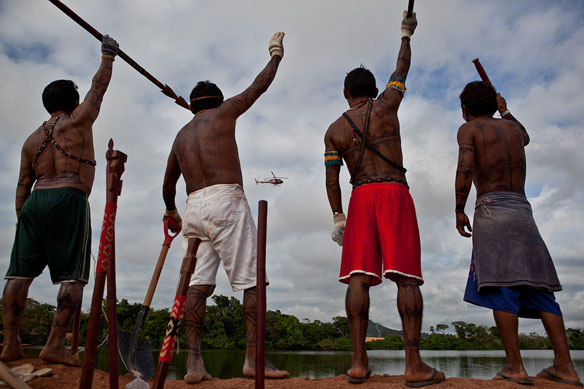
[1,7,582,388]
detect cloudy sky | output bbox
[1,0,583,337]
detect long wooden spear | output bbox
[407,0,415,17]
[47,0,190,111]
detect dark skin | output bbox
[455,96,581,385]
[455,94,529,237]
[1,56,114,366]
[325,37,444,384]
[162,38,288,380]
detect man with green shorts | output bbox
[1,35,119,366]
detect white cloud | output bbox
[1,0,582,338]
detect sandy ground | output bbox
[3,359,581,388]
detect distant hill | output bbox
[367,320,402,337]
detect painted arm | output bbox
[222,33,284,118]
[497,93,529,146]
[455,125,475,238]
[325,130,346,246]
[78,36,118,122]
[162,148,181,212]
[378,11,415,105]
[15,145,35,218]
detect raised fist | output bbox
[269,32,285,59]
[401,11,417,38]
[101,34,119,59]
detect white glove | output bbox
[101,34,119,59]
[269,32,285,58]
[401,11,417,39]
[163,208,182,232]
[331,213,346,247]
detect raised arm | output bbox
[15,144,35,218]
[455,125,475,237]
[378,11,416,105]
[77,35,119,122]
[497,93,529,145]
[222,32,284,118]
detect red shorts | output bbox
[340,183,423,286]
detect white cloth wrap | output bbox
[181,183,267,291]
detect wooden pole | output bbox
[79,140,127,389]
[407,0,415,17]
[152,238,201,389]
[47,0,190,110]
[107,240,119,389]
[255,200,267,389]
[472,58,494,88]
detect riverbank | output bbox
[4,358,581,388]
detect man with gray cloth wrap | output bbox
[455,81,582,386]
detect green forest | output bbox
[2,297,583,351]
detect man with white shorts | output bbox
[161,33,288,384]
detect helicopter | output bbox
[255,171,289,186]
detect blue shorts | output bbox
[463,254,562,319]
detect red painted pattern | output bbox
[96,202,117,273]
[158,295,186,363]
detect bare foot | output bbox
[243,358,289,379]
[347,365,371,380]
[0,344,25,362]
[184,354,212,384]
[39,345,81,366]
[404,363,446,386]
[536,365,582,386]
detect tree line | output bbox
[1,297,583,351]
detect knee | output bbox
[189,284,215,298]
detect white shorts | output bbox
[181,184,263,291]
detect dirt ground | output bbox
[3,358,580,388]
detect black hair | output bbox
[459,81,498,117]
[344,66,377,99]
[189,81,224,114]
[42,79,79,114]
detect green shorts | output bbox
[6,188,91,284]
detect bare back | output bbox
[457,117,528,197]
[172,106,243,194]
[162,56,281,211]
[325,93,405,185]
[15,58,113,216]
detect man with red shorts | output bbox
[324,10,444,388]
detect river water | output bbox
[25,347,584,380]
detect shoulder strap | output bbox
[342,109,407,175]
[34,115,97,168]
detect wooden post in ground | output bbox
[255,200,268,389]
[79,139,127,389]
[152,238,201,389]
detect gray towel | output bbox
[472,191,562,292]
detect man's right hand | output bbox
[101,34,119,60]
[401,10,418,38]
[456,212,472,238]
[331,213,346,246]
[269,32,285,59]
[164,208,182,233]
